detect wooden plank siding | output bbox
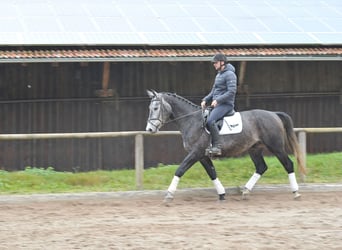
[0,61,340,171]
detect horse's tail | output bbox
[276,112,307,176]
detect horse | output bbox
[145,90,306,202]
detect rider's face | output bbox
[213,61,223,70]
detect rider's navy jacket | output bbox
[203,63,237,110]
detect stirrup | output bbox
[210,146,222,155]
[205,146,222,156]
[205,148,222,156]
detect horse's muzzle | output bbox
[146,122,159,133]
[146,128,156,133]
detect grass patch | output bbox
[0,152,341,194]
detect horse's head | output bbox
[146,90,172,133]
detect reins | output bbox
[164,109,202,124]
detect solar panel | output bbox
[182,5,219,17]
[151,4,187,18]
[24,17,62,32]
[274,6,312,18]
[21,33,82,45]
[291,18,334,32]
[0,4,17,17]
[0,18,23,32]
[321,18,342,32]
[311,33,342,44]
[241,5,281,18]
[119,4,156,17]
[0,0,340,45]
[195,18,236,32]
[0,33,19,44]
[228,18,270,32]
[201,33,262,45]
[130,18,168,32]
[52,3,88,16]
[84,4,121,17]
[83,33,143,45]
[304,6,342,18]
[95,18,133,32]
[162,18,202,32]
[262,17,301,32]
[258,33,317,44]
[17,3,54,17]
[212,5,251,18]
[143,33,203,45]
[59,16,98,32]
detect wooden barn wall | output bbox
[0,61,340,171]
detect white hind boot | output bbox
[289,172,301,199]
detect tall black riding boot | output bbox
[207,123,222,156]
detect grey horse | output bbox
[145,90,306,202]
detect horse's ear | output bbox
[147,89,157,98]
[146,89,154,98]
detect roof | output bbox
[0,0,341,46]
[1,46,341,63]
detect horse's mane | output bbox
[161,92,201,110]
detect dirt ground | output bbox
[0,188,341,250]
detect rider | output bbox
[201,53,237,156]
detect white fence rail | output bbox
[0,128,341,190]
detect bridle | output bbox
[147,97,167,131]
[147,96,202,129]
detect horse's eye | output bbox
[154,107,159,111]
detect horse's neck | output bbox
[164,94,204,150]
[172,102,197,117]
[168,99,202,132]
[165,95,197,115]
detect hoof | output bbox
[241,188,250,200]
[219,194,226,201]
[293,191,301,200]
[163,192,174,203]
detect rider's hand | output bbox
[211,100,218,107]
[201,101,206,109]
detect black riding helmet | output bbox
[211,53,227,63]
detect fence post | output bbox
[298,131,307,182]
[135,134,144,190]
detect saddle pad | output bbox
[219,112,242,135]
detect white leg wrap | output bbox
[212,178,225,195]
[167,176,180,194]
[245,173,261,191]
[288,172,299,192]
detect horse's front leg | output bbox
[200,156,226,201]
[164,151,200,203]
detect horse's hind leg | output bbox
[273,151,301,199]
[242,146,267,198]
[200,157,226,200]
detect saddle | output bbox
[202,108,242,135]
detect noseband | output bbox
[147,97,167,130]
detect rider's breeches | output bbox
[206,104,232,129]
